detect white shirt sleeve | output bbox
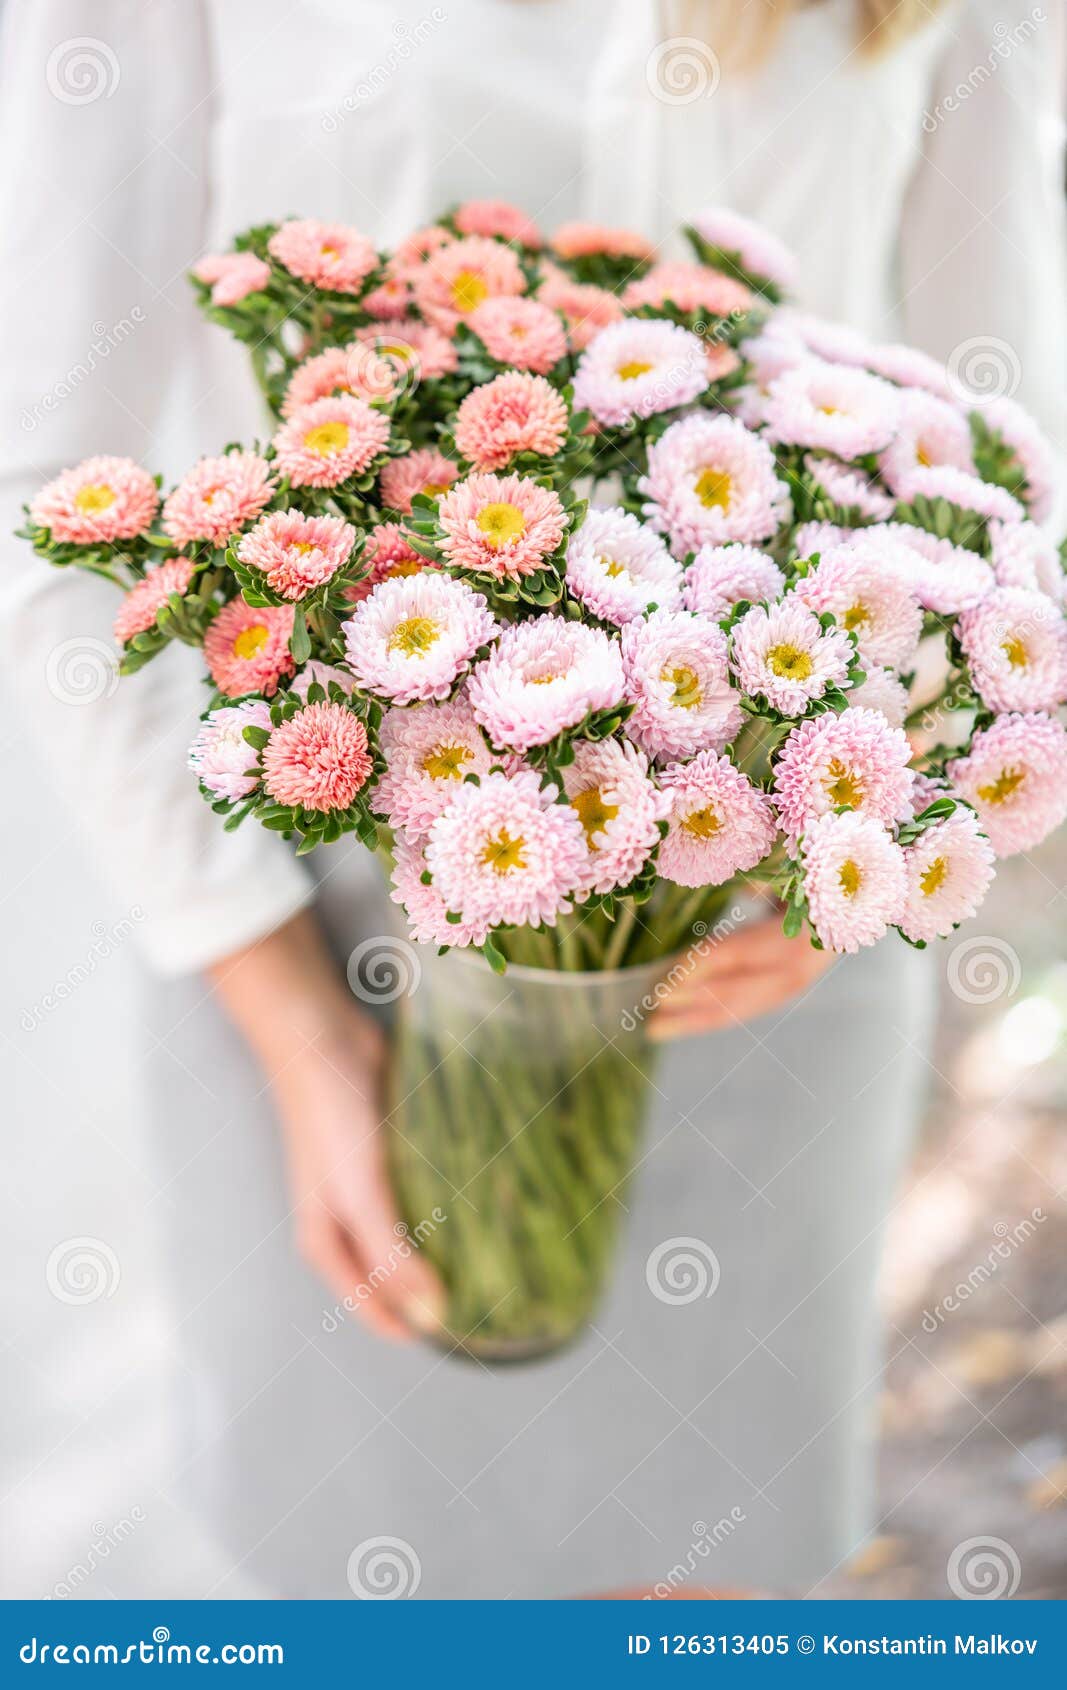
[0,0,314,976]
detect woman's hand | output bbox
[649,915,836,1042]
[207,912,443,1342]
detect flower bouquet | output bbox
[21,199,1067,1358]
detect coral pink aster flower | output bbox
[621,609,744,760]
[236,510,357,601]
[280,344,409,415]
[162,451,274,547]
[467,297,568,374]
[989,519,1065,604]
[683,543,785,621]
[467,616,625,753]
[551,222,654,263]
[640,414,792,557]
[31,456,159,545]
[453,372,570,472]
[957,587,1067,714]
[343,571,497,704]
[360,266,415,321]
[562,738,670,898]
[393,224,455,271]
[566,507,682,626]
[349,522,430,598]
[730,599,854,716]
[193,251,271,306]
[689,207,798,293]
[267,218,377,294]
[203,601,295,698]
[947,712,1067,857]
[425,768,587,931]
[537,266,623,351]
[772,707,915,843]
[435,472,567,580]
[622,262,753,318]
[572,319,709,428]
[658,750,777,889]
[794,541,924,670]
[272,396,390,489]
[454,199,541,246]
[188,699,273,801]
[352,318,458,381]
[390,834,491,949]
[412,235,526,332]
[763,361,900,456]
[113,557,195,645]
[900,809,995,942]
[800,811,906,953]
[262,701,372,812]
[375,694,496,837]
[379,448,457,514]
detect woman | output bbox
[1,0,1063,1599]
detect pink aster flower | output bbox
[412,235,526,332]
[683,543,786,621]
[846,666,910,728]
[989,519,1065,604]
[261,701,372,812]
[878,391,975,495]
[732,328,809,426]
[705,343,742,382]
[113,557,195,645]
[804,454,895,521]
[379,448,457,514]
[792,521,849,561]
[772,707,915,844]
[537,267,623,351]
[236,510,357,602]
[800,811,907,954]
[640,413,792,557]
[389,833,491,949]
[454,199,541,246]
[657,750,777,889]
[352,318,458,381]
[30,455,159,545]
[730,598,854,716]
[375,693,496,837]
[290,659,357,700]
[861,523,995,615]
[689,207,798,293]
[393,224,455,271]
[562,737,670,898]
[892,464,1024,524]
[981,396,1057,523]
[267,218,377,295]
[947,711,1067,856]
[467,616,625,753]
[778,310,873,368]
[425,768,587,931]
[350,522,430,599]
[551,222,654,263]
[203,600,295,698]
[360,265,415,320]
[162,451,274,547]
[621,609,744,760]
[342,571,496,704]
[453,372,570,472]
[188,699,273,801]
[957,587,1067,714]
[622,262,754,318]
[271,396,390,489]
[763,361,900,457]
[571,319,708,428]
[565,506,682,626]
[863,341,954,400]
[467,296,568,374]
[193,251,271,306]
[899,809,996,943]
[435,472,567,581]
[280,344,410,415]
[794,541,924,670]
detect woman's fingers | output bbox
[296,1204,413,1342]
[344,1149,446,1336]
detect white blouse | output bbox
[1,0,1063,973]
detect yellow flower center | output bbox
[838,858,862,896]
[73,483,116,515]
[976,766,1025,805]
[379,344,412,362]
[825,757,864,808]
[232,624,269,660]
[201,487,220,506]
[694,468,732,510]
[476,502,527,548]
[616,359,654,381]
[662,663,703,709]
[320,244,339,259]
[303,420,350,456]
[766,642,814,681]
[681,806,722,840]
[422,481,450,498]
[920,855,948,896]
[291,541,314,555]
[481,828,526,874]
[843,602,869,631]
[1001,635,1028,668]
[451,269,489,313]
[422,741,473,781]
[384,557,423,579]
[387,616,441,656]
[916,442,932,467]
[572,785,619,844]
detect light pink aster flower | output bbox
[467,616,625,753]
[379,448,457,514]
[732,329,809,426]
[262,701,372,812]
[562,738,670,898]
[982,396,1057,522]
[683,543,786,621]
[800,811,906,954]
[957,587,1067,714]
[892,464,1024,524]
[435,472,567,581]
[236,510,357,601]
[705,343,742,381]
[375,694,496,837]
[351,522,430,596]
[537,267,623,351]
[862,341,954,400]
[730,598,854,716]
[162,451,274,546]
[454,199,541,246]
[778,310,873,368]
[267,218,377,294]
[342,571,496,704]
[453,372,570,471]
[622,262,753,318]
[792,521,849,561]
[621,609,744,760]
[657,750,777,889]
[203,601,295,698]
[31,455,159,545]
[794,541,924,670]
[846,666,910,728]
[900,809,995,942]
[272,396,391,489]
[878,391,975,495]
[290,659,357,699]
[193,251,271,306]
[689,207,798,292]
[425,768,587,931]
[188,699,273,801]
[804,454,895,521]
[412,235,526,332]
[390,833,491,949]
[393,224,455,271]
[862,523,995,616]
[565,507,682,626]
[639,413,792,557]
[280,343,409,415]
[772,707,915,844]
[352,318,458,380]
[571,319,709,428]
[467,296,568,374]
[989,519,1065,604]
[550,222,654,262]
[947,711,1067,857]
[763,361,900,457]
[360,265,415,321]
[113,557,195,645]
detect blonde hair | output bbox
[669,0,940,67]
